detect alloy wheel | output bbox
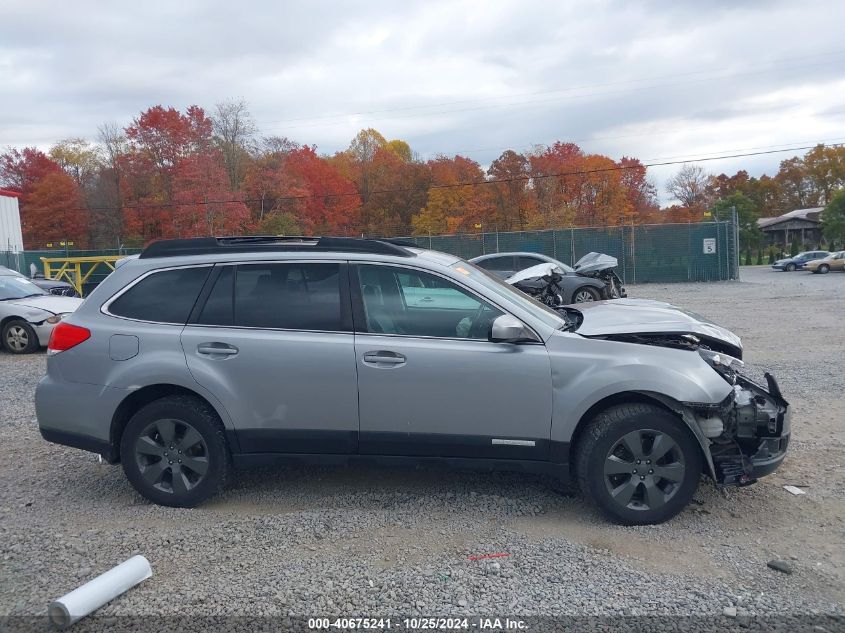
[574,290,595,302]
[5,325,29,352]
[603,429,686,511]
[134,419,209,495]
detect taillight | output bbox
[48,322,91,354]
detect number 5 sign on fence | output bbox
[703,238,717,254]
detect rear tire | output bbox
[120,395,229,507]
[572,286,601,302]
[575,403,703,525]
[2,320,39,354]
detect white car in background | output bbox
[0,269,83,354]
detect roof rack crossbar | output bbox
[138,236,415,259]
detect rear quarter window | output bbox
[107,267,210,323]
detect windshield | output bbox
[0,275,48,300]
[454,261,569,330]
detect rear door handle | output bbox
[197,343,239,357]
[363,351,406,366]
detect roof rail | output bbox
[138,236,415,259]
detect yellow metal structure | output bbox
[40,255,124,297]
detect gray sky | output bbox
[1,0,844,201]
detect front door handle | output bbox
[363,351,406,366]
[197,343,239,357]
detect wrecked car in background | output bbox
[470,251,623,301]
[0,268,83,353]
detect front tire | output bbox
[120,395,229,507]
[572,286,601,303]
[2,320,39,354]
[818,264,830,274]
[575,403,703,525]
[785,263,796,271]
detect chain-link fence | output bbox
[0,219,738,288]
[401,219,739,284]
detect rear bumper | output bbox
[36,374,129,460]
[39,427,114,460]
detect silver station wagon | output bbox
[36,236,790,524]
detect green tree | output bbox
[711,192,762,252]
[258,211,301,235]
[821,188,845,246]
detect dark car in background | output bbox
[771,251,829,272]
[0,265,79,297]
[469,252,620,302]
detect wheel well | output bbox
[109,384,221,463]
[1,315,29,329]
[568,391,679,474]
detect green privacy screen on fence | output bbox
[401,220,739,284]
[0,220,738,287]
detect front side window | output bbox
[357,265,503,339]
[108,267,210,323]
[197,262,342,331]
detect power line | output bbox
[50,141,842,213]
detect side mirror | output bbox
[489,314,540,343]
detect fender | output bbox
[547,333,732,462]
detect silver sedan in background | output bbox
[0,270,83,353]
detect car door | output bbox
[352,263,553,460]
[181,261,359,454]
[835,252,845,271]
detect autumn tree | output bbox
[618,157,658,223]
[528,142,583,228]
[0,147,62,196]
[774,157,817,210]
[345,128,388,204]
[90,122,130,246]
[666,163,711,213]
[22,172,86,248]
[122,105,217,241]
[213,99,256,190]
[49,138,103,190]
[413,156,492,235]
[803,144,845,205]
[281,146,360,234]
[487,150,533,231]
[0,148,88,248]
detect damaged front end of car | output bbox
[685,346,790,487]
[593,331,790,488]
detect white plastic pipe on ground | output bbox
[48,555,152,628]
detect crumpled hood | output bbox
[5,294,83,316]
[571,298,742,351]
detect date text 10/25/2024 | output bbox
[308,617,528,630]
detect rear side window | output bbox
[197,263,343,331]
[108,267,210,323]
[478,256,513,273]
[516,255,543,270]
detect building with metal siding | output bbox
[757,207,823,246]
[0,189,24,253]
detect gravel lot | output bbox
[1,266,843,628]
